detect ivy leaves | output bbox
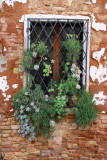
[43,63,52,77]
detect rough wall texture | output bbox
[0,0,107,159]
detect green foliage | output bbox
[12,34,98,141]
[22,42,48,71]
[73,89,99,128]
[63,34,82,62]
[12,84,56,140]
[37,41,48,56]
[22,49,33,70]
[43,63,52,77]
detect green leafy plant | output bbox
[22,42,48,71]
[12,34,98,141]
[37,41,48,56]
[63,34,82,62]
[12,82,56,140]
[43,63,52,77]
[73,89,99,128]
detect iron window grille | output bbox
[26,18,89,94]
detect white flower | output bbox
[14,111,18,117]
[44,57,48,60]
[44,95,48,101]
[78,70,82,74]
[26,126,30,130]
[34,65,39,70]
[35,108,39,113]
[51,59,55,64]
[30,102,34,106]
[20,110,24,114]
[20,116,23,120]
[76,74,80,80]
[76,84,81,89]
[23,115,27,119]
[72,74,76,78]
[16,99,19,102]
[101,111,106,114]
[50,120,55,127]
[18,129,21,134]
[70,68,75,72]
[72,64,76,68]
[45,95,48,98]
[32,52,37,57]
[26,107,30,111]
[61,96,66,101]
[28,137,32,141]
[20,105,24,110]
[25,119,29,123]
[33,105,37,109]
[25,92,28,95]
[31,126,35,131]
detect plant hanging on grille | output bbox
[12,35,98,141]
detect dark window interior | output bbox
[27,19,88,93]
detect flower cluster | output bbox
[34,65,39,70]
[14,108,36,141]
[12,85,56,141]
[70,63,81,90]
[50,120,55,127]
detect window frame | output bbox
[23,14,90,90]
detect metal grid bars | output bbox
[27,18,89,93]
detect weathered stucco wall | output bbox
[0,0,107,159]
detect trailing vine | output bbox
[12,34,98,141]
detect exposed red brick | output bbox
[0,0,107,159]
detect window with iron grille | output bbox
[26,17,89,95]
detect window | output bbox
[24,15,90,93]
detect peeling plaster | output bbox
[10,109,14,112]
[101,111,106,114]
[93,48,105,62]
[2,92,11,101]
[92,0,96,4]
[0,76,9,92]
[19,15,25,22]
[12,84,18,89]
[105,3,107,9]
[4,95,11,101]
[3,103,7,106]
[90,64,107,84]
[91,14,106,31]
[0,0,27,8]
[2,93,6,97]
[104,56,106,60]
[4,47,6,52]
[93,91,107,105]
